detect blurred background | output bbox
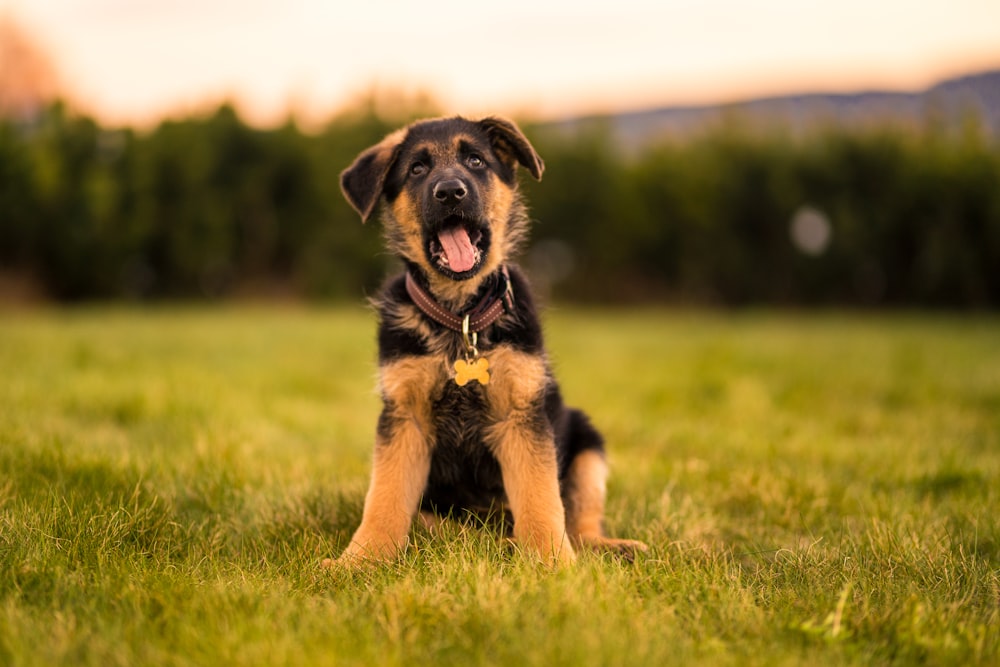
[1,0,999,307]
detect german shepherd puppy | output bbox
[331,116,646,566]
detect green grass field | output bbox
[1,307,998,666]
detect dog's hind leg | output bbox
[562,420,649,561]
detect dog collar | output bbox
[404,266,515,334]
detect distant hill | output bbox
[547,69,1000,147]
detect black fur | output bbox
[354,118,598,511]
[371,265,603,522]
[336,116,640,561]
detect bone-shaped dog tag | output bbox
[454,357,490,386]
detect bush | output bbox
[1,102,997,307]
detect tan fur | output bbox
[484,346,548,416]
[424,268,490,310]
[564,449,608,539]
[475,177,516,280]
[486,418,575,565]
[388,191,492,309]
[388,190,428,272]
[378,355,446,415]
[338,428,431,563]
[338,356,445,564]
[483,345,574,564]
[331,116,647,570]
[384,142,518,311]
[563,450,649,558]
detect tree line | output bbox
[1,100,998,307]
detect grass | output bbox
[1,305,998,666]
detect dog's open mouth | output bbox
[428,219,488,276]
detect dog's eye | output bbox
[466,154,485,169]
[409,161,427,177]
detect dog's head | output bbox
[341,116,543,290]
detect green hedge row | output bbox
[1,102,998,306]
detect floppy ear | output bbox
[478,116,545,181]
[340,128,406,223]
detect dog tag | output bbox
[454,357,490,386]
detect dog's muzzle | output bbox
[423,177,489,278]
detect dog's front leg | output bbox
[486,348,575,565]
[337,357,439,566]
[337,420,431,565]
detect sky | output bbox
[3,0,1000,127]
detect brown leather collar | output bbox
[405,267,514,333]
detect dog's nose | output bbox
[433,179,467,204]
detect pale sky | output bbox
[4,0,1000,127]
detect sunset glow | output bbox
[3,0,1000,127]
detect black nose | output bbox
[432,179,467,204]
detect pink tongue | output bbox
[438,227,477,272]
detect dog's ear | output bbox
[340,128,406,223]
[479,117,544,181]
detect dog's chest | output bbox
[424,381,505,502]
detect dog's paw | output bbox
[319,551,383,572]
[578,536,649,563]
[323,532,407,571]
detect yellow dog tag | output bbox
[454,357,490,386]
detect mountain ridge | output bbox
[546,69,1000,146]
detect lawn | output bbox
[1,306,998,666]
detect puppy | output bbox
[331,116,646,566]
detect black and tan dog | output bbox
[330,116,646,567]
